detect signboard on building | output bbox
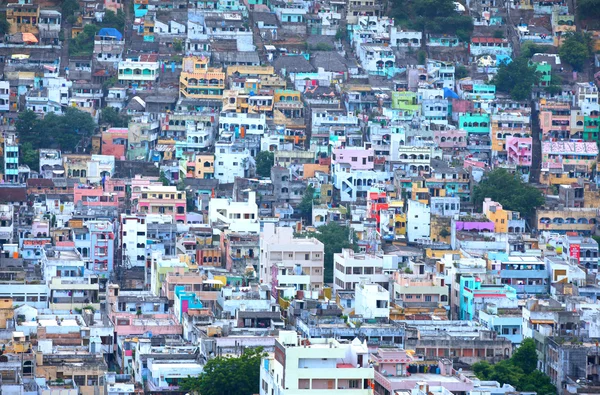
[569,244,581,263]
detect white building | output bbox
[214,135,253,183]
[355,281,389,319]
[218,112,267,136]
[120,214,148,268]
[390,27,422,47]
[208,191,259,233]
[260,223,325,294]
[333,249,390,292]
[407,199,431,243]
[356,44,395,73]
[117,55,160,86]
[0,205,14,242]
[0,81,10,112]
[260,331,373,395]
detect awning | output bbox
[204,279,224,285]
[11,54,30,60]
[22,33,38,43]
[530,319,554,324]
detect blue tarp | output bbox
[443,87,459,99]
[98,28,123,40]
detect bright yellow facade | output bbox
[180,56,226,99]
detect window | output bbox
[425,295,432,302]
[351,157,358,162]
[349,380,359,389]
[305,254,309,260]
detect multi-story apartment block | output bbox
[0,81,10,112]
[208,191,259,233]
[260,223,325,295]
[260,331,373,395]
[179,56,226,99]
[136,186,186,223]
[333,249,391,291]
[117,54,159,88]
[3,134,19,183]
[6,1,40,34]
[393,271,449,308]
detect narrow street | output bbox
[59,21,71,77]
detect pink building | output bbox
[372,348,474,394]
[506,136,533,166]
[104,0,123,12]
[539,101,572,140]
[332,147,375,170]
[433,130,467,149]
[101,128,128,160]
[130,175,160,203]
[542,141,599,171]
[74,184,120,207]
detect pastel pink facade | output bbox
[136,186,187,223]
[542,141,599,170]
[101,128,128,160]
[506,136,533,166]
[372,348,474,394]
[74,184,119,207]
[104,0,123,12]
[434,130,467,149]
[332,147,375,170]
[539,102,571,139]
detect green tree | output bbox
[511,338,537,374]
[472,168,544,217]
[298,185,315,224]
[391,0,473,39]
[307,223,358,283]
[492,56,540,101]
[69,24,99,56]
[15,110,42,148]
[0,15,10,35]
[180,348,266,395]
[473,339,556,395]
[100,10,126,30]
[255,151,274,178]
[493,29,504,39]
[520,42,547,58]
[559,32,592,72]
[577,0,600,20]
[173,39,183,52]
[159,171,170,186]
[61,0,80,17]
[455,65,469,80]
[100,107,130,128]
[20,143,40,170]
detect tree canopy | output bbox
[559,32,592,72]
[472,168,544,218]
[255,151,274,178]
[298,185,316,224]
[391,0,473,40]
[492,57,540,101]
[69,10,126,55]
[100,107,130,128]
[16,108,96,153]
[179,348,265,395]
[306,222,357,283]
[577,0,600,21]
[0,14,10,35]
[473,339,555,395]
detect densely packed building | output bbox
[1,0,600,393]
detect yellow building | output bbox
[430,216,451,243]
[389,201,407,236]
[6,2,40,34]
[411,180,430,204]
[187,154,214,179]
[482,198,525,233]
[0,298,14,329]
[180,56,226,99]
[226,65,275,78]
